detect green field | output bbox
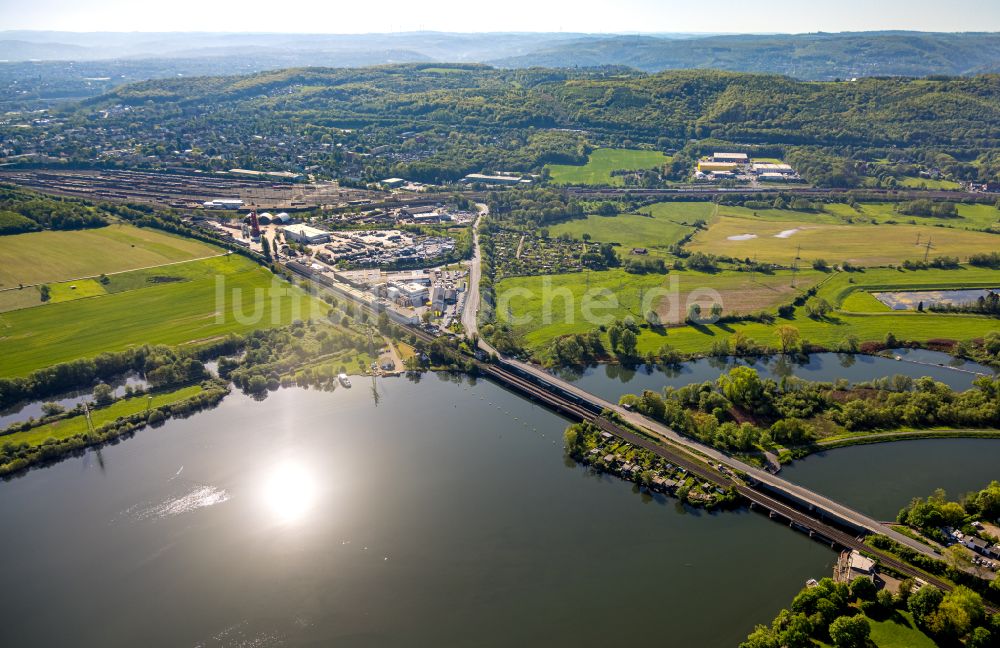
[0,224,221,289]
[548,212,697,259]
[0,255,246,313]
[547,148,670,186]
[3,385,205,447]
[868,611,936,648]
[499,263,1000,357]
[897,176,963,190]
[0,255,326,378]
[824,202,1000,231]
[688,214,1000,266]
[497,267,824,346]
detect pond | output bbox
[874,288,1000,310]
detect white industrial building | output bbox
[752,163,795,175]
[202,198,244,210]
[712,152,749,163]
[283,223,331,244]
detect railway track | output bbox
[287,262,997,605]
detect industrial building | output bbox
[282,223,331,244]
[697,161,740,173]
[202,198,244,210]
[752,163,795,175]
[462,173,525,186]
[712,152,749,163]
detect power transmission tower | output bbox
[923,237,934,262]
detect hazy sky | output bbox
[3,0,999,34]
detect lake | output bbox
[0,375,996,647]
[0,377,831,648]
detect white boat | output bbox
[338,373,352,388]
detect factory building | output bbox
[202,198,244,210]
[697,161,740,173]
[282,223,331,244]
[712,152,749,163]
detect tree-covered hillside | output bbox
[5,64,1000,185]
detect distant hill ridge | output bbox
[1,31,999,80]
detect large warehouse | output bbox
[282,223,331,244]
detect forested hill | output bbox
[74,65,1000,147]
[492,32,1000,80]
[11,65,1000,184]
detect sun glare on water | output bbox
[262,461,317,524]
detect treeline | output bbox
[619,366,1000,455]
[929,291,1000,316]
[0,186,107,232]
[0,380,229,477]
[897,482,1000,543]
[0,337,243,410]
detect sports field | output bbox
[688,215,999,266]
[0,224,221,289]
[0,255,326,378]
[547,148,670,186]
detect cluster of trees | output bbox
[487,188,583,226]
[743,576,999,648]
[902,256,962,270]
[970,252,1000,269]
[899,199,960,218]
[619,366,1000,454]
[225,320,369,396]
[955,331,1000,368]
[563,420,740,510]
[834,374,1000,431]
[0,187,107,233]
[929,291,1000,316]
[0,340,239,410]
[898,482,1000,542]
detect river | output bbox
[0,363,997,647]
[0,376,831,647]
[553,350,996,404]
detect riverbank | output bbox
[0,379,229,478]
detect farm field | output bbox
[0,224,221,289]
[546,148,670,186]
[0,256,326,378]
[897,176,963,190]
[824,202,1000,231]
[687,215,1000,266]
[547,211,696,259]
[0,255,245,313]
[501,264,1000,358]
[496,267,824,347]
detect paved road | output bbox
[460,210,940,560]
[460,204,486,340]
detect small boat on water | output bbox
[338,373,352,388]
